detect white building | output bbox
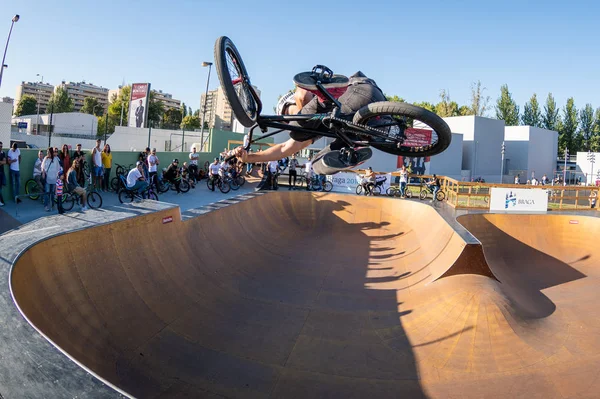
[12,112,98,136]
[504,126,559,183]
[575,152,600,185]
[0,102,11,145]
[201,86,261,131]
[152,90,181,110]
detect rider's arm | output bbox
[237,138,310,164]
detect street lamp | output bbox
[563,148,569,186]
[0,15,20,89]
[587,151,596,186]
[200,61,213,151]
[35,73,43,134]
[500,141,506,183]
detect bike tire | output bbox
[119,190,133,204]
[230,179,240,190]
[218,180,231,194]
[214,36,258,127]
[356,185,363,195]
[87,191,103,209]
[25,179,42,200]
[147,191,159,201]
[158,180,170,194]
[323,181,333,192]
[62,194,75,211]
[419,189,428,200]
[352,101,452,157]
[83,162,90,179]
[436,190,446,201]
[372,186,382,196]
[207,178,214,191]
[386,187,395,197]
[179,180,190,193]
[295,177,306,189]
[235,176,246,187]
[405,190,413,199]
[110,177,121,192]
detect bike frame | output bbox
[240,80,395,152]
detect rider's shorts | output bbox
[93,166,103,177]
[290,73,386,143]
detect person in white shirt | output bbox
[41,147,61,211]
[7,143,21,202]
[188,147,199,181]
[304,157,313,179]
[288,154,300,190]
[33,150,44,191]
[127,161,148,193]
[208,158,221,191]
[514,175,520,184]
[91,139,104,191]
[147,148,160,186]
[399,165,408,198]
[267,159,279,189]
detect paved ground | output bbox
[7,193,600,398]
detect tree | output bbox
[147,91,165,127]
[386,95,405,103]
[413,101,435,113]
[188,106,193,117]
[46,87,74,113]
[469,80,490,116]
[542,93,560,131]
[180,115,200,130]
[495,84,519,126]
[14,95,37,116]
[558,97,578,154]
[181,102,187,118]
[458,105,473,116]
[521,93,541,127]
[80,97,104,116]
[163,108,183,129]
[108,85,130,127]
[97,114,115,136]
[579,104,595,150]
[435,89,459,117]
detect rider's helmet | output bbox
[276,90,296,116]
[173,159,179,164]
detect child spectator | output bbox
[56,170,65,214]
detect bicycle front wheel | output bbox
[62,194,75,211]
[218,180,231,194]
[419,189,428,200]
[356,185,363,195]
[179,180,191,193]
[119,190,133,203]
[87,191,103,209]
[323,181,333,192]
[229,178,240,190]
[436,190,446,201]
[386,187,395,197]
[214,36,258,127]
[353,101,452,158]
[372,186,382,196]
[25,179,42,200]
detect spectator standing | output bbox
[208,158,220,191]
[72,144,85,186]
[66,160,88,211]
[60,144,71,172]
[73,143,85,162]
[91,139,103,191]
[147,148,160,187]
[0,141,6,206]
[7,143,22,203]
[590,191,597,209]
[56,169,65,214]
[399,165,408,198]
[246,149,254,174]
[101,144,112,191]
[514,175,520,184]
[531,177,539,186]
[304,156,313,182]
[33,150,44,192]
[42,147,60,211]
[267,160,279,190]
[139,147,150,179]
[189,147,199,181]
[541,174,549,185]
[288,154,299,190]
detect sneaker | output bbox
[293,68,349,100]
[81,206,89,211]
[313,147,372,175]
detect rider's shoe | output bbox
[312,145,372,175]
[293,70,349,100]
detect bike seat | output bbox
[293,65,349,101]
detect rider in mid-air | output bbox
[233,71,386,175]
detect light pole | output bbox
[0,15,20,89]
[500,141,506,183]
[35,73,43,134]
[563,148,569,186]
[587,151,596,186]
[200,61,213,151]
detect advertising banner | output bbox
[490,187,548,212]
[128,83,151,128]
[397,127,432,175]
[327,172,392,194]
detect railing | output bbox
[441,177,599,211]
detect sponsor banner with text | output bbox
[327,172,392,194]
[490,187,548,212]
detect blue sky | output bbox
[2,0,599,115]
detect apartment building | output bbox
[152,90,181,110]
[15,81,54,113]
[200,86,260,131]
[57,81,109,113]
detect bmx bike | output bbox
[214,36,452,165]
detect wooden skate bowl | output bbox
[10,192,600,398]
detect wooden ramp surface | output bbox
[10,193,600,398]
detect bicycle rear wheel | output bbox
[229,178,240,190]
[146,191,159,201]
[372,186,382,196]
[352,101,451,157]
[436,190,446,201]
[179,179,191,193]
[295,176,306,189]
[214,36,258,127]
[87,191,103,209]
[218,180,231,194]
[235,176,246,187]
[323,181,333,192]
[119,190,134,203]
[356,185,363,195]
[386,187,396,197]
[110,177,121,192]
[158,180,170,194]
[419,189,428,200]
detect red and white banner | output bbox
[397,128,432,173]
[129,83,151,128]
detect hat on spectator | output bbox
[136,161,143,166]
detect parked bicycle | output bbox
[62,183,103,211]
[25,178,45,200]
[419,185,445,201]
[356,176,386,196]
[118,176,159,203]
[206,174,231,193]
[386,185,413,198]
